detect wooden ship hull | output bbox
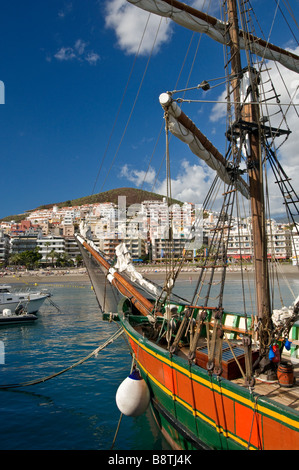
[76,0,299,451]
[111,299,299,450]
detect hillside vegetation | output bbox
[1,187,183,222]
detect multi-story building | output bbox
[124,237,147,260]
[151,236,188,260]
[98,237,146,260]
[0,230,10,265]
[225,219,292,261]
[3,199,296,265]
[292,225,299,265]
[36,235,66,263]
[10,235,38,254]
[62,224,75,237]
[268,226,292,260]
[64,237,81,262]
[226,223,253,260]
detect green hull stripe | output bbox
[124,325,299,437]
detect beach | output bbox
[1,263,298,284]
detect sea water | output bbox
[0,281,171,450]
[0,275,298,450]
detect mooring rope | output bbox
[0,328,124,390]
[110,353,136,450]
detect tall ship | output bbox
[76,0,299,450]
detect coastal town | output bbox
[0,195,298,269]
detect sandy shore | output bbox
[0,264,298,284]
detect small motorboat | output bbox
[0,305,37,325]
[0,284,50,314]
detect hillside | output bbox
[36,187,182,209]
[1,187,183,222]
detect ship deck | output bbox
[234,359,299,411]
[133,323,299,412]
[178,341,299,412]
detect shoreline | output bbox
[0,264,298,284]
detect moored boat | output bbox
[76,0,299,450]
[0,284,50,315]
[0,307,38,326]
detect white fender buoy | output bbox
[116,369,150,417]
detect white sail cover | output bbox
[77,230,160,296]
[113,243,160,296]
[272,295,299,336]
[127,0,299,74]
[159,93,250,199]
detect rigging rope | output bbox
[91,13,152,195]
[147,32,199,193]
[99,16,163,193]
[92,13,151,194]
[110,353,136,450]
[0,328,124,390]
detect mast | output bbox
[227,0,272,369]
[227,0,242,122]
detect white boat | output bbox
[0,307,38,325]
[0,284,50,315]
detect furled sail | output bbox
[76,234,121,314]
[127,0,299,74]
[76,232,155,317]
[159,92,250,199]
[113,242,161,297]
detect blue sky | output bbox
[1,0,298,219]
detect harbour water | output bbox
[0,274,298,450]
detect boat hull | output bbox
[117,300,299,450]
[0,295,48,314]
[0,313,38,325]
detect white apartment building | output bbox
[227,223,253,259]
[98,237,146,260]
[36,235,66,263]
[268,227,292,260]
[140,200,194,241]
[225,219,292,260]
[292,225,299,265]
[151,236,188,260]
[0,230,9,264]
[64,237,81,261]
[93,202,116,218]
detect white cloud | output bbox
[85,52,101,65]
[74,39,87,56]
[58,2,73,19]
[260,48,299,215]
[54,39,100,65]
[103,0,222,56]
[120,159,217,206]
[104,0,172,56]
[120,164,156,187]
[191,0,220,16]
[208,47,299,215]
[54,46,76,61]
[154,160,215,205]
